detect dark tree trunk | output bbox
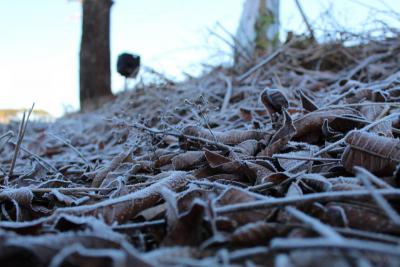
[79,0,113,111]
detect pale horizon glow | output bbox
[0,0,399,117]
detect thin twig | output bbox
[294,0,315,38]
[216,188,400,214]
[30,181,154,194]
[334,226,400,244]
[0,131,13,141]
[325,88,356,106]
[112,219,165,230]
[47,132,92,169]
[272,154,341,162]
[236,46,284,82]
[285,206,343,241]
[345,51,392,80]
[271,237,400,257]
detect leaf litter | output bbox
[2,34,400,266]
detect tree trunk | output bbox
[235,0,280,66]
[79,0,113,111]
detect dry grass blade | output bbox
[8,103,34,180]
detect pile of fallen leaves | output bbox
[1,33,400,266]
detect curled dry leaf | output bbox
[298,173,332,193]
[325,201,400,234]
[259,110,296,156]
[299,89,318,112]
[0,229,151,267]
[345,88,387,103]
[162,188,206,246]
[261,171,291,185]
[204,149,274,183]
[155,153,177,168]
[0,187,33,208]
[342,130,400,174]
[293,108,359,142]
[359,103,392,137]
[171,151,205,170]
[177,187,216,212]
[275,150,316,172]
[0,187,34,221]
[205,150,255,180]
[329,177,365,191]
[235,139,260,156]
[247,160,276,184]
[204,150,248,175]
[230,221,290,247]
[91,146,135,187]
[215,187,274,225]
[260,88,289,115]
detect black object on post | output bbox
[117,53,140,90]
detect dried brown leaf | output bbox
[230,221,288,247]
[259,110,296,156]
[299,90,318,112]
[215,187,274,225]
[359,103,392,137]
[235,139,260,156]
[91,147,135,187]
[298,173,332,193]
[162,191,205,246]
[342,130,400,174]
[260,88,289,115]
[326,201,400,234]
[171,151,205,170]
[293,108,359,141]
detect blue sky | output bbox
[0,0,399,116]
